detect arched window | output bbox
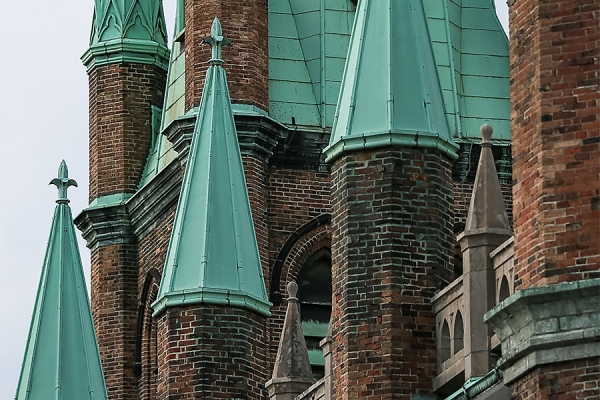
[453,312,464,354]
[439,320,451,364]
[499,275,510,303]
[297,248,332,380]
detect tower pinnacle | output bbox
[49,160,78,204]
[202,17,232,65]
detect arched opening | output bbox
[499,275,510,303]
[297,248,332,380]
[453,312,464,354]
[135,269,161,400]
[439,320,451,365]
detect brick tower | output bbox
[325,0,458,398]
[152,18,271,399]
[79,1,169,399]
[485,0,600,397]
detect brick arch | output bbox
[135,268,161,400]
[269,214,331,305]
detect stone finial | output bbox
[481,123,493,144]
[287,281,298,300]
[49,160,78,204]
[463,124,511,232]
[203,17,232,65]
[266,281,314,399]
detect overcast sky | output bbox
[0,1,507,396]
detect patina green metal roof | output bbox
[325,0,459,162]
[153,18,271,318]
[15,161,108,400]
[82,0,170,70]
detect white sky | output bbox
[0,1,507,396]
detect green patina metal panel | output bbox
[153,20,271,317]
[15,162,108,400]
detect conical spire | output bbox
[464,124,511,232]
[153,18,271,318]
[15,162,108,400]
[324,0,458,162]
[83,0,170,70]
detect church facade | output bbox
[15,0,599,399]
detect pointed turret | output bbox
[83,0,169,70]
[325,0,458,162]
[152,18,270,317]
[15,162,108,400]
[266,282,314,400]
[154,20,271,399]
[458,125,512,378]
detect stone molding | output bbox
[75,159,182,250]
[484,279,600,384]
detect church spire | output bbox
[82,0,170,70]
[325,0,458,162]
[15,161,108,400]
[153,18,271,318]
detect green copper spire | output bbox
[15,162,108,400]
[153,18,271,318]
[82,0,170,70]
[324,0,458,162]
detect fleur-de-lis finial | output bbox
[202,17,232,65]
[50,160,78,203]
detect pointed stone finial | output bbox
[50,160,78,204]
[202,17,232,65]
[481,123,493,144]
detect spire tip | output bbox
[50,161,78,203]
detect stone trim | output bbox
[484,279,600,384]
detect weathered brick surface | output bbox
[510,0,600,290]
[511,358,600,400]
[156,306,268,399]
[330,149,454,399]
[267,168,332,367]
[91,244,139,400]
[184,0,269,111]
[137,210,176,400]
[88,63,166,202]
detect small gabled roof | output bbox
[15,161,108,400]
[325,0,458,162]
[153,18,271,318]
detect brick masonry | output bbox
[330,149,455,399]
[510,358,600,400]
[184,0,269,111]
[156,305,268,399]
[509,0,600,290]
[88,63,167,202]
[91,243,139,400]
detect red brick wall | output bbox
[156,306,268,399]
[510,358,600,400]
[267,168,331,367]
[91,243,139,400]
[88,63,166,202]
[184,0,269,111]
[510,0,600,290]
[330,149,454,399]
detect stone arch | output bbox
[135,268,161,400]
[439,319,451,364]
[499,275,510,303]
[453,311,464,354]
